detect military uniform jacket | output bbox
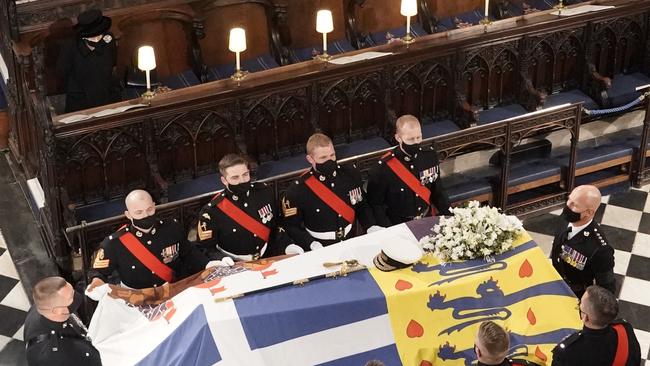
[24,307,101,366]
[89,219,208,289]
[56,34,121,113]
[551,321,641,366]
[367,146,452,227]
[550,221,615,293]
[282,164,375,250]
[197,183,279,258]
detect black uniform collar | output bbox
[37,312,72,330]
[127,221,160,238]
[311,166,339,182]
[582,325,611,336]
[224,184,253,201]
[476,360,510,366]
[394,145,419,162]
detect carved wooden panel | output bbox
[459,41,519,109]
[318,71,385,144]
[590,15,645,76]
[58,125,148,204]
[154,108,238,182]
[392,56,454,121]
[242,89,311,161]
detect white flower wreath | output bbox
[419,201,524,261]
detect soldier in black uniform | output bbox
[197,154,289,260]
[87,189,213,291]
[282,133,379,254]
[550,185,615,298]
[367,115,451,227]
[57,9,121,113]
[552,285,641,365]
[25,276,102,366]
[474,321,541,366]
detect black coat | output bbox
[197,183,290,258]
[24,307,101,366]
[552,320,641,366]
[88,219,208,289]
[282,164,375,249]
[367,146,451,227]
[57,34,121,113]
[550,220,616,297]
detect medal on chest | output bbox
[419,166,439,185]
[348,187,363,205]
[258,204,273,224]
[160,243,179,264]
[560,244,587,271]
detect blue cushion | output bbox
[421,119,460,138]
[207,54,280,81]
[75,199,127,222]
[335,137,391,160]
[444,166,498,203]
[161,69,202,90]
[289,40,355,63]
[478,104,528,125]
[608,72,650,107]
[544,89,599,110]
[436,17,455,32]
[453,9,488,27]
[256,155,310,180]
[506,160,561,187]
[365,23,428,47]
[168,173,224,202]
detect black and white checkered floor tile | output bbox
[1,186,649,365]
[524,183,650,365]
[0,229,28,366]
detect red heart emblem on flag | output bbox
[519,259,533,278]
[395,279,413,291]
[419,361,433,366]
[406,319,424,338]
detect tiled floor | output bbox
[0,185,649,365]
[0,229,28,366]
[524,183,650,365]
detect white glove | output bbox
[85,283,111,302]
[206,257,235,268]
[285,244,305,255]
[310,241,324,251]
[367,225,385,233]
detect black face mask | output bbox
[316,159,337,176]
[402,142,421,156]
[228,182,250,196]
[131,215,156,230]
[561,206,582,223]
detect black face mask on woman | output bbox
[316,159,337,176]
[561,206,582,223]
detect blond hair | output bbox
[395,115,421,133]
[306,133,333,155]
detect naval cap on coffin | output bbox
[373,237,423,272]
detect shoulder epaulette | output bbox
[553,331,581,353]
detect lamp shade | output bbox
[137,46,156,71]
[400,0,418,16]
[316,10,334,33]
[229,28,247,53]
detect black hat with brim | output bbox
[75,9,112,38]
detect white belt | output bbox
[306,224,352,241]
[217,242,267,262]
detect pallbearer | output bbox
[282,133,380,254]
[196,154,289,260]
[367,115,451,227]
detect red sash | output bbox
[215,195,271,242]
[304,175,355,224]
[612,324,629,366]
[385,156,437,215]
[118,232,174,283]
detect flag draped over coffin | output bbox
[88,218,581,366]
